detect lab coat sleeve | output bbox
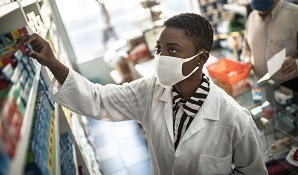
[49,69,154,123]
[232,117,268,175]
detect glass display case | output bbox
[264,110,298,174]
[234,80,298,174]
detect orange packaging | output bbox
[206,58,251,84]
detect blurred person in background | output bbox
[241,0,298,91]
[96,0,118,49]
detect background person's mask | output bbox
[250,0,274,11]
[154,51,206,87]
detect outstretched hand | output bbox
[14,33,56,67]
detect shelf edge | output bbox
[0,2,19,18]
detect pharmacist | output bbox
[17,13,267,174]
[241,0,298,90]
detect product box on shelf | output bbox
[25,76,56,175]
[0,26,29,51]
[1,33,15,47]
[60,132,77,175]
[0,37,6,50]
[26,11,45,35]
[0,152,10,175]
[0,47,33,89]
[0,35,35,173]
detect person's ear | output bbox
[200,52,209,63]
[197,51,209,67]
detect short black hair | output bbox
[163,13,214,52]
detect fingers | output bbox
[14,33,44,48]
[30,50,42,59]
[14,35,30,48]
[283,66,297,75]
[11,33,55,67]
[25,33,43,45]
[280,57,297,75]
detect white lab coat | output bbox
[49,70,268,175]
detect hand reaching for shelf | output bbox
[14,33,55,67]
[14,33,69,85]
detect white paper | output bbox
[257,73,270,84]
[267,48,286,76]
[258,48,286,83]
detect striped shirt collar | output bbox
[172,74,210,116]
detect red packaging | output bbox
[293,149,298,161]
[18,27,29,36]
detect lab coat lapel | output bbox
[180,82,220,143]
[179,111,205,143]
[159,87,174,144]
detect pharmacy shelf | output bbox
[213,30,244,40]
[58,105,79,175]
[0,2,19,18]
[20,0,37,7]
[223,4,247,16]
[1,0,97,174]
[200,0,219,6]
[58,106,90,175]
[8,63,41,175]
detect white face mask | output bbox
[154,51,206,87]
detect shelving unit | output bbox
[189,0,228,39]
[0,0,100,174]
[188,0,247,51]
[0,2,19,18]
[58,105,88,175]
[20,0,37,7]
[222,4,246,16]
[8,63,41,175]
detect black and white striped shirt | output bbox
[172,74,210,149]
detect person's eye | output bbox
[155,45,162,54]
[169,47,178,53]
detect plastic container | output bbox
[206,58,251,84]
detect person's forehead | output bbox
[157,27,190,43]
